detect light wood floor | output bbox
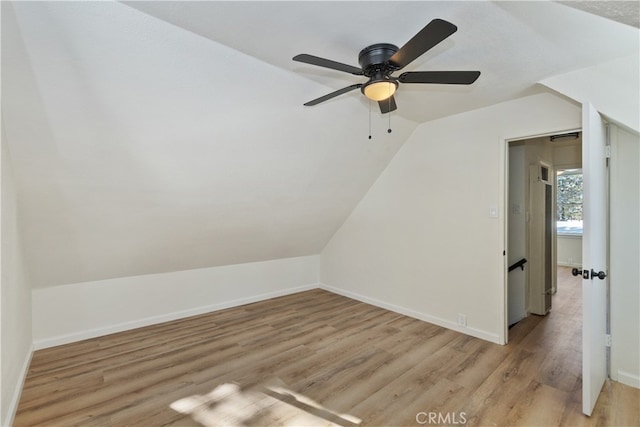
[15,267,639,426]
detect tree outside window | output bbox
[557,169,583,235]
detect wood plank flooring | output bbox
[14,267,639,426]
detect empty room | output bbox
[1,1,639,426]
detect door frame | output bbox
[501,127,581,344]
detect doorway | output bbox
[506,132,582,333]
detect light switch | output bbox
[489,206,499,218]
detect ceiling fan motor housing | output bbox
[358,43,399,76]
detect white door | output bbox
[581,102,609,415]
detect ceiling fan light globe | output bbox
[363,80,397,102]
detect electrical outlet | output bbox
[457,314,467,327]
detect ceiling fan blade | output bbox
[303,84,363,106]
[293,54,364,75]
[389,19,458,70]
[398,71,481,84]
[378,95,397,114]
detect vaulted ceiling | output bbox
[2,1,638,288]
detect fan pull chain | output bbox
[387,90,392,134]
[368,99,372,140]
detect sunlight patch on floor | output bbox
[170,382,362,427]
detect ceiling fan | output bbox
[293,19,480,114]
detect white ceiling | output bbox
[2,1,638,288]
[124,1,638,123]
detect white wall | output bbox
[554,142,582,169]
[507,144,527,325]
[321,92,582,344]
[557,235,582,267]
[32,255,319,349]
[609,124,640,388]
[541,53,640,133]
[1,130,33,426]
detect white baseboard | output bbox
[34,283,318,350]
[319,283,502,345]
[34,280,504,349]
[617,370,640,389]
[3,344,34,427]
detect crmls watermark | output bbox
[415,411,467,425]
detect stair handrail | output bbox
[508,258,528,272]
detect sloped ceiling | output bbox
[123,1,639,124]
[2,1,638,288]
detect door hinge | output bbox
[605,334,612,347]
[605,145,611,159]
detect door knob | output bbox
[590,269,607,280]
[571,268,582,277]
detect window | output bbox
[557,168,583,235]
